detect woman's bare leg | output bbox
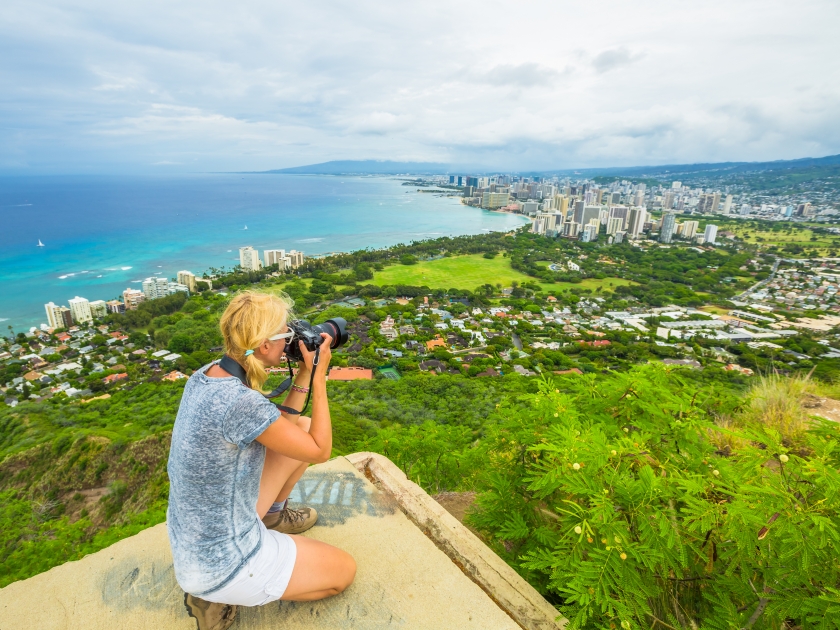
[281,535,356,601]
[256,415,312,518]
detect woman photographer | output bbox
[167,291,356,630]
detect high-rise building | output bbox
[681,220,699,240]
[239,246,262,271]
[633,190,645,207]
[44,302,73,329]
[572,200,585,222]
[556,196,570,217]
[89,300,108,319]
[581,223,599,243]
[703,224,718,245]
[106,300,125,315]
[531,213,555,235]
[660,212,676,244]
[142,277,170,299]
[796,202,814,217]
[722,195,733,214]
[613,231,626,244]
[608,205,629,229]
[481,192,510,209]
[68,296,93,324]
[662,191,675,209]
[287,250,305,269]
[579,205,602,228]
[522,201,540,216]
[671,181,682,190]
[610,192,621,204]
[607,217,624,236]
[177,270,196,292]
[122,288,145,310]
[264,249,288,269]
[628,207,647,238]
[697,192,721,214]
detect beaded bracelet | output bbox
[291,384,310,394]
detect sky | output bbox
[1,0,839,173]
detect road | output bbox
[735,256,780,301]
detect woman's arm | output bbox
[277,364,312,419]
[256,335,333,463]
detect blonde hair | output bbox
[219,290,294,392]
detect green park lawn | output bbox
[725,224,840,254]
[371,254,635,294]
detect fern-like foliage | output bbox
[468,364,840,629]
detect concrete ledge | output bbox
[0,454,564,629]
[347,452,566,630]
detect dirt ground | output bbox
[432,491,477,523]
[805,395,840,423]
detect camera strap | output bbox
[218,353,317,416]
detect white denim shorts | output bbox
[202,521,298,606]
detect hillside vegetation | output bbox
[4,229,840,628]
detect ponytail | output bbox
[219,290,294,392]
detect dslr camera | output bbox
[284,317,348,362]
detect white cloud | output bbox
[0,0,838,172]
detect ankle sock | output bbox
[267,500,287,514]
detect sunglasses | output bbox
[267,330,295,343]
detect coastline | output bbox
[0,174,528,331]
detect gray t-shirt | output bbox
[167,363,280,596]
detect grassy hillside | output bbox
[372,254,635,294]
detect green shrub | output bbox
[468,365,840,629]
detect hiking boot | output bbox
[262,505,318,534]
[184,593,237,630]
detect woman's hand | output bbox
[297,333,332,376]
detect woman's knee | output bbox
[336,552,357,592]
[297,415,312,433]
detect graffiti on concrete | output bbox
[288,469,396,526]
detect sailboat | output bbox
[243,225,248,230]
[37,239,45,247]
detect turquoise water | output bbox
[0,174,526,331]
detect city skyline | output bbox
[2,0,838,174]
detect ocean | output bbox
[0,174,527,331]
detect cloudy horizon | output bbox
[1,0,838,174]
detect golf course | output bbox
[370,254,635,294]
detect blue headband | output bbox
[244,349,254,356]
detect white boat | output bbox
[37,239,45,247]
[243,225,248,230]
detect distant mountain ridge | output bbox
[252,154,840,178]
[258,160,450,175]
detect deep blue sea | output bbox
[0,174,527,331]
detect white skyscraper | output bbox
[68,296,93,324]
[142,277,170,299]
[703,224,718,245]
[240,246,262,271]
[722,194,733,214]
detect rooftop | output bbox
[0,453,564,629]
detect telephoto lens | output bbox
[284,317,348,362]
